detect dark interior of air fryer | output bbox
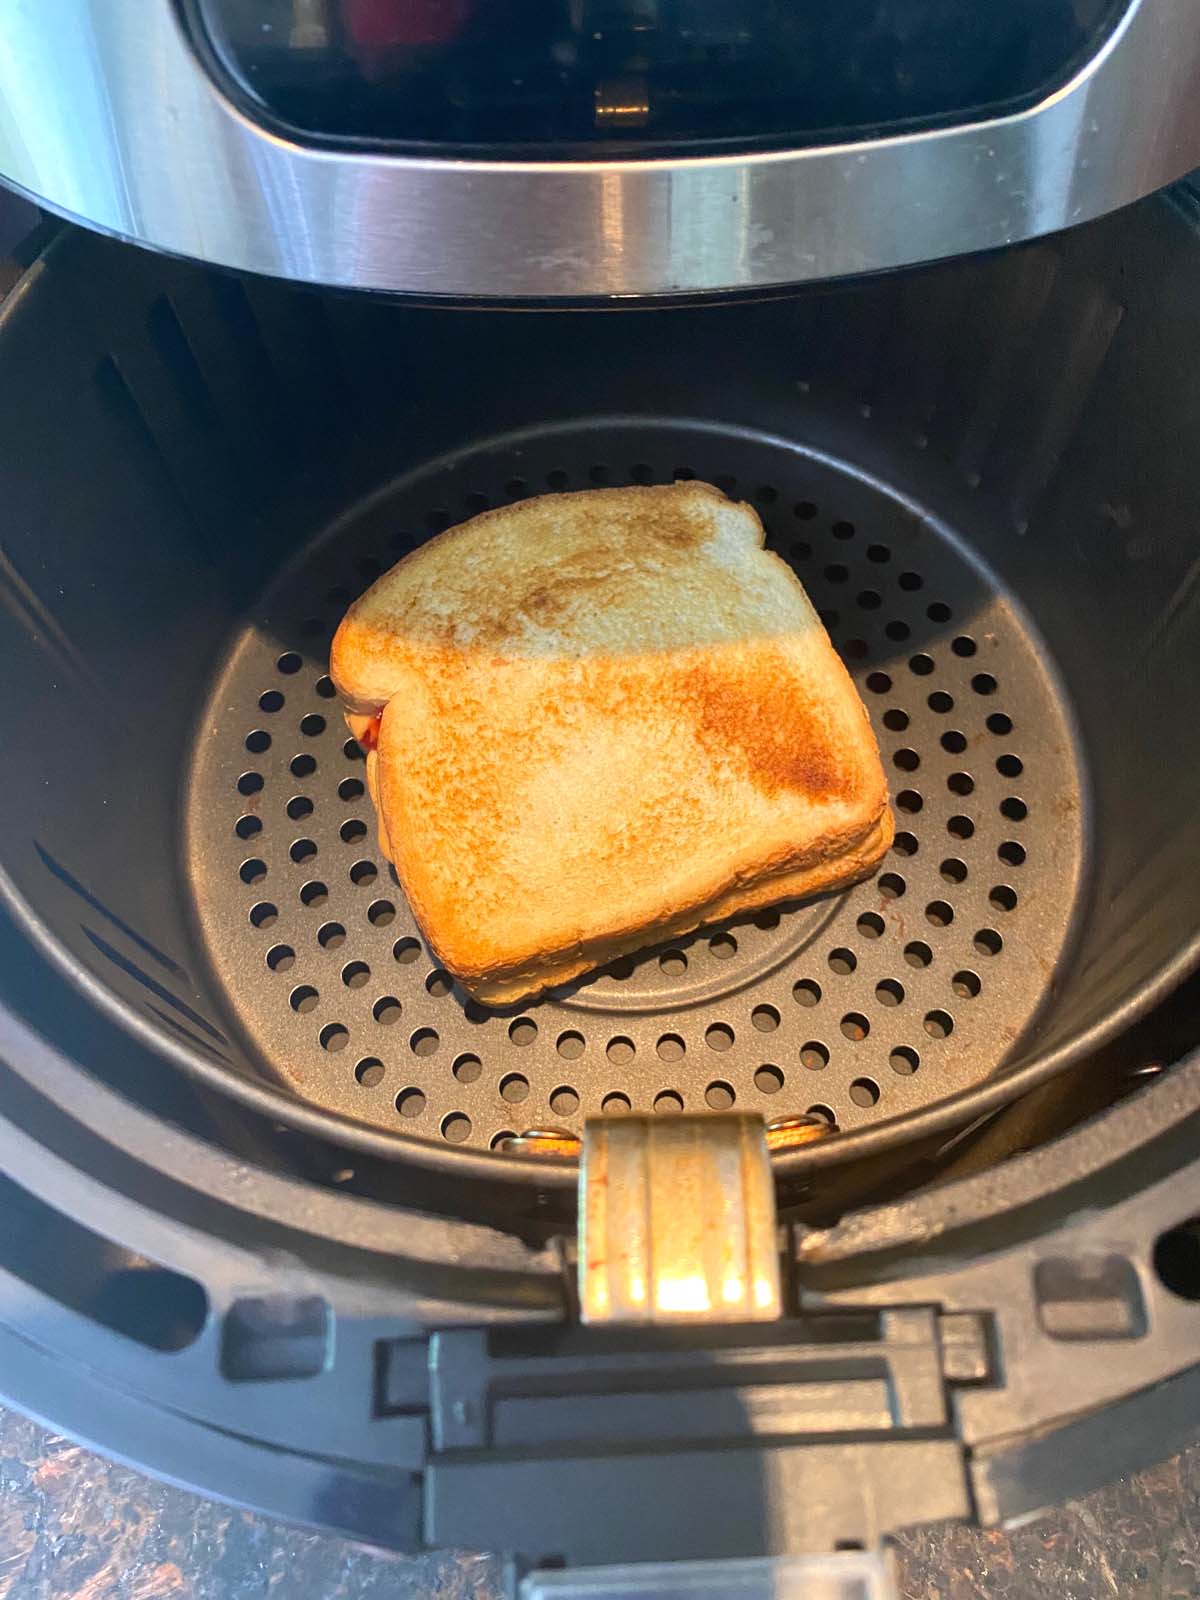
[4,185,1200,1227]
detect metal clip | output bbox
[579,1114,781,1326]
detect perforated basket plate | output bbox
[188,421,1086,1153]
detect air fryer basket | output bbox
[3,189,1200,1199]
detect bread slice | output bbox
[331,481,892,1004]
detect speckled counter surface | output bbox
[1,1405,1197,1600]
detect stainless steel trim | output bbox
[0,0,1197,298]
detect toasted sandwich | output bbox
[331,481,892,1004]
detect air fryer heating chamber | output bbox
[3,186,1200,1569]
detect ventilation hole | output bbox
[290,985,318,1014]
[285,796,312,822]
[505,476,528,498]
[831,518,854,539]
[259,690,284,713]
[828,948,857,975]
[843,637,869,660]
[988,712,1014,735]
[883,621,912,647]
[997,753,1024,778]
[509,1018,537,1046]
[393,937,421,964]
[340,819,368,845]
[607,955,636,981]
[947,815,975,840]
[928,691,954,714]
[794,978,822,1007]
[673,466,696,482]
[867,543,890,563]
[606,1036,635,1065]
[343,738,365,762]
[824,563,849,585]
[550,1085,579,1114]
[1153,1222,1200,1301]
[395,1081,428,1120]
[754,909,781,930]
[866,672,892,694]
[849,1077,880,1107]
[338,777,364,802]
[896,789,923,814]
[659,949,688,976]
[373,997,402,1025]
[239,858,267,886]
[705,1023,735,1052]
[892,831,918,857]
[410,1029,439,1058]
[277,652,302,675]
[654,1090,684,1113]
[631,462,654,485]
[709,933,737,959]
[953,970,982,999]
[938,858,967,887]
[356,1058,384,1087]
[315,675,337,699]
[927,602,952,623]
[546,468,569,491]
[596,1090,633,1118]
[972,673,998,696]
[841,1012,869,1042]
[754,1065,785,1095]
[876,979,904,1007]
[925,900,954,928]
[249,902,277,929]
[898,571,923,592]
[924,1009,954,1039]
[499,1072,530,1103]
[490,1130,517,1150]
[857,591,882,611]
[441,1113,472,1143]
[342,961,370,989]
[893,748,919,772]
[424,968,452,998]
[990,884,1019,912]
[319,1023,349,1053]
[300,714,325,738]
[657,1033,685,1061]
[318,921,345,949]
[448,1053,480,1085]
[463,1001,491,1024]
[266,944,294,972]
[705,1081,735,1110]
[806,1103,836,1127]
[556,1030,585,1060]
[889,1047,920,1075]
[857,912,885,940]
[237,771,264,796]
[801,1041,830,1071]
[999,840,1026,867]
[367,899,395,928]
[290,754,316,779]
[299,881,328,907]
[882,708,909,732]
[951,636,977,657]
[909,653,935,676]
[1001,797,1028,822]
[790,539,812,561]
[349,860,377,885]
[235,816,262,841]
[589,464,608,484]
[975,928,1003,956]
[745,1005,779,1036]
[904,941,932,968]
[245,730,271,755]
[878,873,906,900]
[290,839,317,864]
[794,500,818,520]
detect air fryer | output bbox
[5,2,1200,1592]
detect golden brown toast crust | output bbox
[332,482,893,1002]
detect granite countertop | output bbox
[1,1405,1197,1600]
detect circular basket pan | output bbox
[188,420,1086,1157]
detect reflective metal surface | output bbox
[579,1114,781,1325]
[0,0,1197,297]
